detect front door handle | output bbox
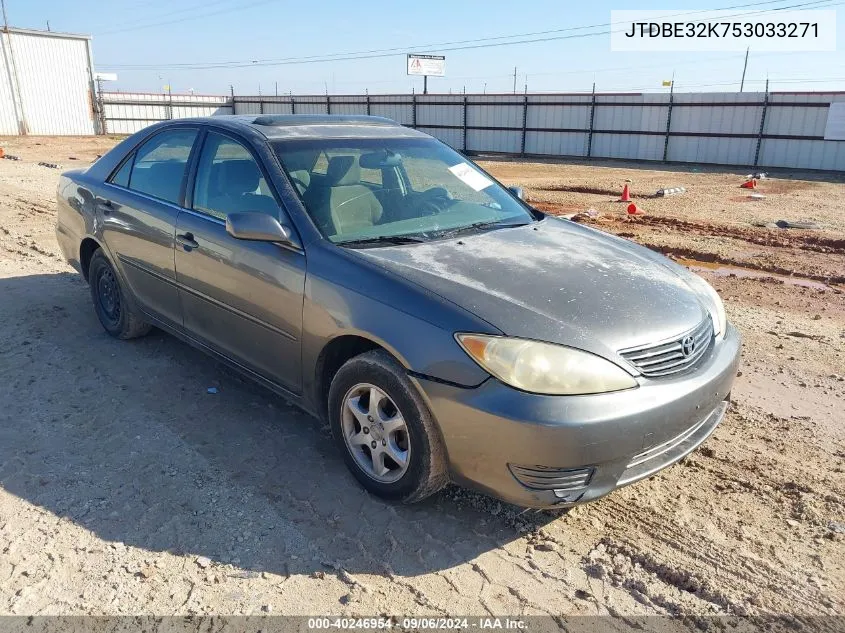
[176,232,199,251]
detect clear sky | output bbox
[9,0,845,95]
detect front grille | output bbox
[619,317,714,377]
[508,464,594,491]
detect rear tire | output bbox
[88,249,151,340]
[328,349,449,504]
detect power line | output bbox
[95,0,239,33]
[97,0,278,35]
[101,0,798,60]
[100,0,835,69]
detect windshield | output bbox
[273,137,534,245]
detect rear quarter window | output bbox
[109,154,134,188]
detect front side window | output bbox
[128,128,197,205]
[193,132,280,221]
[273,137,533,244]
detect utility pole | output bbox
[96,75,105,134]
[423,75,428,94]
[513,66,517,94]
[1,0,8,30]
[740,47,749,92]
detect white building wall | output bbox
[0,35,22,134]
[0,28,97,135]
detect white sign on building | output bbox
[407,54,445,77]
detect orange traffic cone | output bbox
[740,179,757,189]
[620,184,632,202]
[626,202,644,215]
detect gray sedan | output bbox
[56,115,741,509]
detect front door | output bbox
[174,130,306,393]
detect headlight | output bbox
[455,334,638,395]
[684,274,726,339]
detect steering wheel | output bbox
[412,187,453,216]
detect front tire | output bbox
[328,350,449,503]
[88,249,151,340]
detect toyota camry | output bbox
[56,114,741,508]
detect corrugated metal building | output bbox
[0,27,98,135]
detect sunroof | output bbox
[251,114,395,127]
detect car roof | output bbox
[175,114,431,141]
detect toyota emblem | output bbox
[681,335,696,357]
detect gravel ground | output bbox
[0,136,843,623]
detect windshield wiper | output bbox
[433,220,531,239]
[335,235,427,248]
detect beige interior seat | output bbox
[306,156,382,237]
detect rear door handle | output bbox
[176,232,199,250]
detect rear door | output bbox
[174,129,306,393]
[100,126,199,329]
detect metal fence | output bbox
[100,91,845,171]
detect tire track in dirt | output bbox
[530,202,845,284]
[593,498,821,614]
[617,215,845,254]
[532,201,845,254]
[532,184,654,199]
[641,243,845,285]
[590,511,824,616]
[582,402,845,616]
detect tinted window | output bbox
[110,154,134,188]
[193,132,280,221]
[128,128,197,205]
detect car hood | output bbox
[355,217,709,363]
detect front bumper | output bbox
[414,323,741,508]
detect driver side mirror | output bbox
[226,212,297,247]
[508,186,525,200]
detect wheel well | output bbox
[315,335,382,420]
[79,238,101,282]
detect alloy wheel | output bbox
[341,383,411,483]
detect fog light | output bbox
[508,464,594,491]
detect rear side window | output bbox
[110,154,133,188]
[128,129,198,205]
[192,132,280,221]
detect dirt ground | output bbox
[0,136,843,624]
